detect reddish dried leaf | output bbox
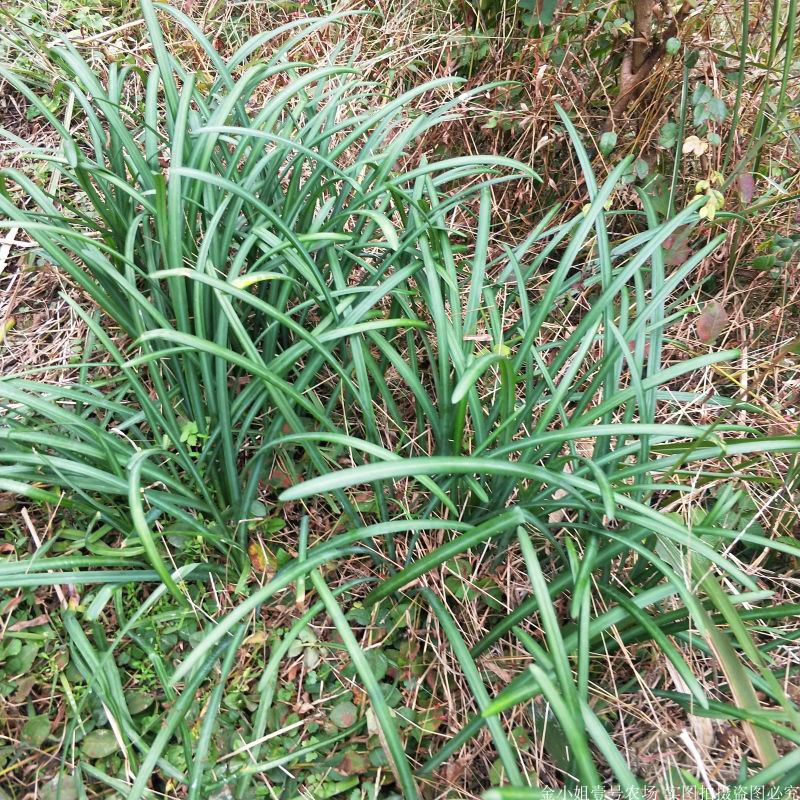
[768,421,798,436]
[269,468,293,489]
[2,594,23,613]
[12,675,36,702]
[8,614,49,632]
[248,540,273,574]
[663,226,692,266]
[738,173,755,204]
[339,750,370,775]
[697,301,729,344]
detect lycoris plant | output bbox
[2,2,800,796]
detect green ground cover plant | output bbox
[0,1,799,797]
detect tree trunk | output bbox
[632,0,654,70]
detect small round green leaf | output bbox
[365,650,388,681]
[330,700,358,729]
[22,714,50,747]
[40,776,78,800]
[599,131,617,156]
[81,729,119,759]
[249,500,268,518]
[125,691,154,715]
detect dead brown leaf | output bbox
[696,301,728,344]
[8,614,49,632]
[738,173,755,204]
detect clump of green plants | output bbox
[2,2,800,797]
